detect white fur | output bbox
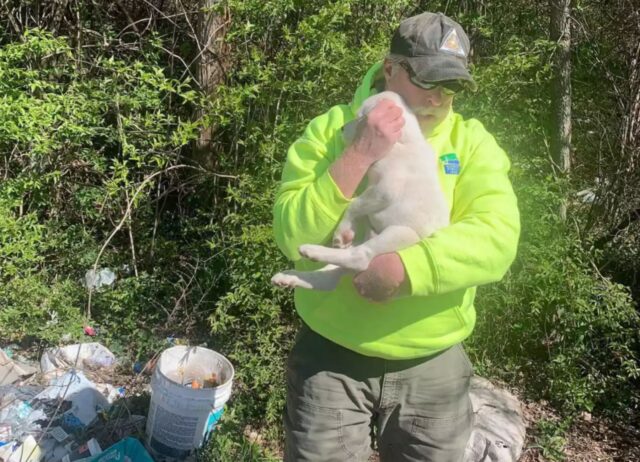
[272,91,450,292]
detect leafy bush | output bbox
[455,26,640,415]
[0,28,209,350]
[469,170,640,414]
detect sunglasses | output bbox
[398,61,463,96]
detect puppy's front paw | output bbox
[299,244,326,262]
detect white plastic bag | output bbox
[40,343,116,374]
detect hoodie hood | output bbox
[350,62,384,114]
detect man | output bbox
[273,11,520,462]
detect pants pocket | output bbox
[284,397,370,462]
[407,410,473,462]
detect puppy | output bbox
[272,91,449,292]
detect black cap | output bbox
[390,12,477,91]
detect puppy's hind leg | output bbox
[321,225,421,271]
[271,264,349,291]
[334,187,389,248]
[359,225,421,257]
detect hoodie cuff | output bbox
[312,169,352,223]
[398,242,438,296]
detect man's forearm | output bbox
[329,146,372,199]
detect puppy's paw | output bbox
[299,244,327,262]
[333,228,354,248]
[271,271,312,290]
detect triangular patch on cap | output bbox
[440,28,466,57]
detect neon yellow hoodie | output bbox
[273,63,520,359]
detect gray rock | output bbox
[464,376,527,462]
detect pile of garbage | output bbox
[0,342,154,462]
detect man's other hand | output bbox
[353,252,408,302]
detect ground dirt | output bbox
[518,398,640,462]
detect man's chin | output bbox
[417,114,439,132]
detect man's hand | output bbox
[351,99,405,164]
[353,252,408,302]
[330,99,405,199]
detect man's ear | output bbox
[382,59,394,83]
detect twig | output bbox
[175,0,202,53]
[166,259,200,324]
[115,0,140,33]
[156,44,201,88]
[85,164,234,319]
[139,0,181,28]
[125,189,139,277]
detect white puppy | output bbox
[272,91,450,291]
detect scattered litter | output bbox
[48,427,69,443]
[1,340,228,462]
[133,357,157,376]
[0,443,15,459]
[61,437,101,462]
[86,437,153,462]
[576,188,596,204]
[132,362,143,374]
[0,389,47,442]
[41,344,116,375]
[2,346,17,359]
[96,384,124,404]
[84,269,116,290]
[7,435,42,462]
[83,326,97,337]
[1,349,37,386]
[0,423,11,441]
[36,370,110,427]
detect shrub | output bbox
[469,169,640,414]
[0,28,209,351]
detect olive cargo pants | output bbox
[284,324,474,462]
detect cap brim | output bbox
[405,55,477,92]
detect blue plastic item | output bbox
[87,437,153,462]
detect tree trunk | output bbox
[550,0,572,173]
[194,0,226,168]
[550,0,572,219]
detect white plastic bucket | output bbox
[145,346,234,460]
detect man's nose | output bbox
[423,88,443,106]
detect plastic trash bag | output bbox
[84,269,115,290]
[36,370,110,427]
[40,344,116,375]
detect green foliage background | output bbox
[0,0,639,459]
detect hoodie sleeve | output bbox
[273,105,353,261]
[398,126,520,296]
